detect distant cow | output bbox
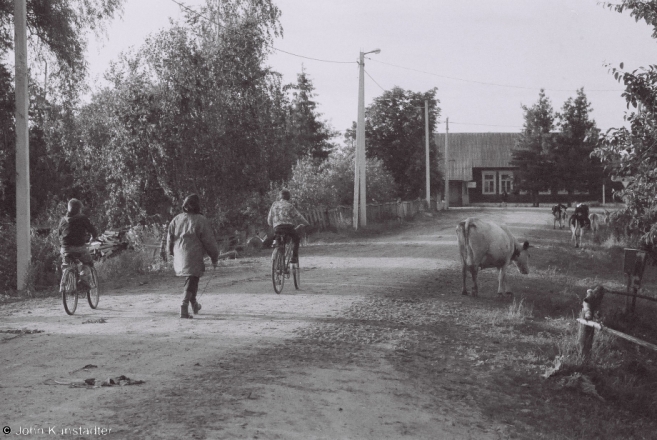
[569,214,586,247]
[552,204,568,229]
[456,218,531,297]
[589,213,600,234]
[570,204,591,247]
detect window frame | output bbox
[482,171,497,195]
[499,171,513,194]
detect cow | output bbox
[570,203,591,247]
[552,204,568,229]
[589,213,600,234]
[569,214,586,247]
[456,218,531,297]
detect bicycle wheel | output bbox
[87,266,100,309]
[292,260,300,290]
[61,269,78,315]
[271,247,285,294]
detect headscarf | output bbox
[182,194,201,214]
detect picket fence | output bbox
[301,199,429,231]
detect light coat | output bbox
[167,213,219,277]
[456,218,530,297]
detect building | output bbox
[435,133,519,206]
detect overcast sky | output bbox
[86,0,657,137]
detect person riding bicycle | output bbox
[574,202,591,229]
[267,189,309,264]
[58,199,99,291]
[167,194,219,319]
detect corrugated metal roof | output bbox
[434,133,519,181]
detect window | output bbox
[482,171,496,194]
[499,172,513,194]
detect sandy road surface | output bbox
[1,208,566,439]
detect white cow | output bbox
[456,218,531,297]
[589,213,600,234]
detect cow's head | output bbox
[512,241,530,274]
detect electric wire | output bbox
[170,0,356,64]
[366,57,624,93]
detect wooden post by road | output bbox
[14,0,31,290]
[578,286,605,359]
[444,117,449,210]
[425,100,430,208]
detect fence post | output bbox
[578,286,606,359]
[623,248,648,313]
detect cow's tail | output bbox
[456,219,476,266]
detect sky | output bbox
[85,0,657,138]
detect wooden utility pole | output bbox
[444,117,449,210]
[357,50,367,227]
[15,0,30,290]
[353,51,366,229]
[425,100,430,208]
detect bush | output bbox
[277,152,398,211]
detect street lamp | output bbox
[353,48,381,229]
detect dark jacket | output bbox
[58,213,98,247]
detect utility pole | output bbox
[353,48,380,229]
[357,50,367,228]
[15,0,30,290]
[425,99,430,208]
[444,117,449,210]
[352,127,360,229]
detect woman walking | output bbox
[167,194,219,318]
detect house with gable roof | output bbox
[434,132,608,206]
[434,133,519,206]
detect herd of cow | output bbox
[551,203,611,248]
[457,204,611,298]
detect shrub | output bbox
[276,152,398,211]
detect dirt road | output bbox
[0,208,640,439]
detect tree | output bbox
[285,67,338,161]
[364,87,441,200]
[0,1,124,219]
[511,89,556,206]
[279,145,397,212]
[592,1,657,252]
[554,88,603,197]
[70,0,290,229]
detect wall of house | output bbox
[467,168,608,205]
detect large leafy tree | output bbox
[553,88,603,197]
[593,1,657,251]
[285,67,338,161]
[0,0,125,218]
[364,87,441,200]
[511,89,556,206]
[71,0,290,229]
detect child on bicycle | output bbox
[58,199,99,290]
[267,189,309,264]
[167,194,219,319]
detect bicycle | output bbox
[60,249,100,315]
[271,230,301,294]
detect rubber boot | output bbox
[192,301,202,315]
[180,304,193,319]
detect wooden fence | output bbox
[301,199,428,231]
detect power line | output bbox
[366,57,624,93]
[169,0,356,64]
[450,121,523,128]
[364,69,386,92]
